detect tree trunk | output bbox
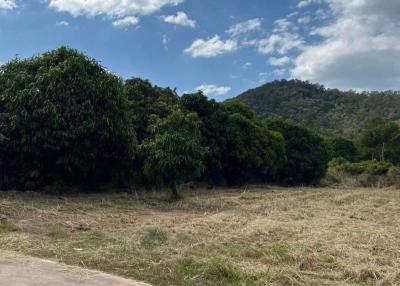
[170,183,181,201]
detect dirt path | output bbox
[0,252,152,286]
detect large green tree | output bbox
[179,92,229,184]
[0,47,136,189]
[140,110,206,199]
[124,78,179,143]
[324,136,358,162]
[266,119,329,185]
[221,101,286,185]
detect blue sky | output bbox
[1,0,400,100]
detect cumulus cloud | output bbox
[297,0,320,8]
[292,0,400,90]
[258,33,304,55]
[48,0,183,21]
[227,18,262,37]
[273,19,292,33]
[196,84,231,96]
[268,56,291,66]
[297,16,311,24]
[184,35,238,58]
[112,16,140,28]
[0,0,16,10]
[162,11,196,28]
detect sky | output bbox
[0,0,399,100]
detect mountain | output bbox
[235,80,400,139]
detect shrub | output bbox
[329,159,392,175]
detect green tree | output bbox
[324,136,358,162]
[179,92,229,184]
[359,118,400,164]
[140,110,206,199]
[266,119,329,185]
[222,101,286,185]
[0,47,136,189]
[124,78,179,142]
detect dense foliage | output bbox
[222,101,286,185]
[358,118,400,164]
[6,47,398,194]
[0,47,136,189]
[236,80,400,139]
[266,119,329,185]
[324,136,359,162]
[140,110,206,199]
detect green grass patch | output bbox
[177,257,266,286]
[140,227,168,249]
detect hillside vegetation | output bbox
[236,80,400,139]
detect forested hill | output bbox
[235,80,400,139]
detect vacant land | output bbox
[0,187,399,286]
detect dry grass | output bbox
[1,186,400,286]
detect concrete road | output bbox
[0,252,152,286]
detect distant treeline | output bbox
[0,48,398,197]
[236,79,400,139]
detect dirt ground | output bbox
[0,186,400,286]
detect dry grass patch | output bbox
[0,187,400,286]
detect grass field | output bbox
[0,186,399,286]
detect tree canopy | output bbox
[140,110,206,199]
[266,119,329,185]
[0,47,136,189]
[0,47,364,193]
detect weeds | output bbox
[0,187,399,286]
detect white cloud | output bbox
[227,18,262,37]
[0,0,16,10]
[297,0,320,8]
[112,16,140,28]
[258,33,304,55]
[162,11,196,28]
[48,0,183,19]
[273,19,292,32]
[195,84,231,96]
[184,35,238,58]
[242,62,253,70]
[292,0,400,90]
[56,20,70,26]
[268,56,291,66]
[298,16,311,24]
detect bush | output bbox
[0,47,137,189]
[329,159,392,175]
[325,159,395,188]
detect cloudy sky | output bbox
[1,0,399,100]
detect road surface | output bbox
[0,252,152,286]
